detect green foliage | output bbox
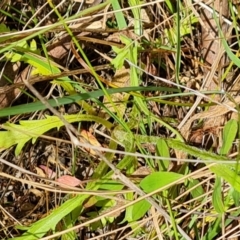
[5,42,63,77]
[187,179,204,200]
[13,195,87,240]
[0,114,112,155]
[129,198,151,222]
[0,86,177,117]
[156,138,170,171]
[164,14,198,46]
[231,188,240,206]
[0,23,10,32]
[0,23,11,43]
[111,0,127,29]
[0,1,239,239]
[215,8,240,68]
[220,119,238,155]
[140,172,183,193]
[212,177,225,213]
[166,139,240,192]
[111,35,135,69]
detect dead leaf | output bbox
[29,189,44,198]
[80,129,102,155]
[181,96,240,140]
[35,167,46,178]
[131,166,152,176]
[56,175,81,187]
[39,165,56,179]
[200,0,229,68]
[48,41,71,62]
[101,196,126,217]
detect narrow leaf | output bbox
[212,177,225,213]
[232,189,240,207]
[0,86,179,117]
[156,138,170,171]
[220,119,238,155]
[166,139,229,162]
[187,179,204,200]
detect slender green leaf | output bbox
[166,139,229,162]
[187,179,204,200]
[156,139,170,171]
[129,0,142,35]
[111,0,127,29]
[122,192,135,223]
[231,188,240,206]
[0,86,179,117]
[212,177,225,213]
[214,9,240,67]
[220,119,238,155]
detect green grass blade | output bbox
[0,86,179,117]
[212,177,225,213]
[175,0,181,89]
[220,119,238,155]
[111,0,127,29]
[213,8,240,67]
